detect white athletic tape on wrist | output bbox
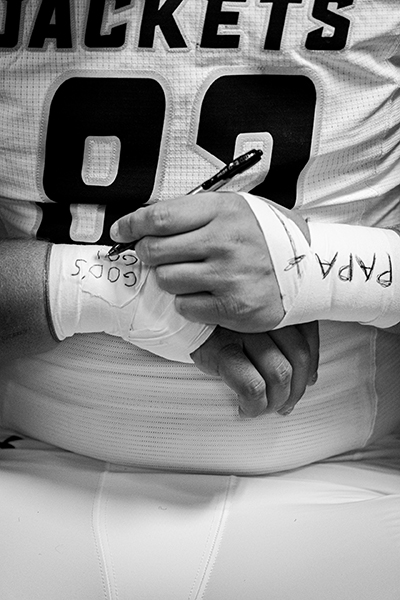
[241,193,313,317]
[48,244,214,363]
[241,193,400,329]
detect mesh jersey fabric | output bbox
[0,1,400,473]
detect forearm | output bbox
[0,238,213,365]
[0,240,58,362]
[240,194,400,331]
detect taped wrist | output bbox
[241,193,400,329]
[48,244,214,363]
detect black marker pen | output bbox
[107,148,263,258]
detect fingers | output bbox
[190,328,268,418]
[218,348,269,419]
[269,322,319,415]
[135,231,209,265]
[175,292,270,333]
[296,321,320,386]
[112,193,250,267]
[241,333,292,414]
[155,264,214,295]
[110,193,224,244]
[191,324,320,418]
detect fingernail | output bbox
[110,223,119,239]
[238,405,267,419]
[238,407,249,419]
[239,407,256,419]
[308,371,318,386]
[278,405,295,417]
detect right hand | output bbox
[110,192,287,332]
[190,321,319,418]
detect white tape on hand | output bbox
[48,244,214,363]
[241,193,400,329]
[241,193,314,318]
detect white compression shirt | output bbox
[1,322,399,474]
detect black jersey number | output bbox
[197,74,316,209]
[38,73,316,244]
[42,77,166,206]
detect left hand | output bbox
[110,192,306,332]
[191,322,319,418]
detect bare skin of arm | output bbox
[0,240,58,362]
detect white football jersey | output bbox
[0,0,399,473]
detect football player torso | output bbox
[0,0,399,473]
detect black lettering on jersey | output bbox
[28,0,74,49]
[85,0,132,49]
[138,0,187,49]
[305,0,353,51]
[259,0,302,51]
[200,0,245,49]
[0,0,26,49]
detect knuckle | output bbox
[191,345,217,377]
[215,297,240,327]
[202,228,221,253]
[201,227,237,260]
[197,229,216,256]
[225,297,258,330]
[214,226,243,255]
[154,265,172,290]
[134,238,149,262]
[243,376,266,401]
[226,228,246,247]
[217,197,246,240]
[135,239,150,263]
[137,237,161,264]
[209,326,236,347]
[123,213,136,234]
[134,206,151,231]
[220,192,245,215]
[270,359,293,387]
[174,295,184,314]
[174,295,191,319]
[148,237,162,259]
[218,341,243,361]
[151,202,172,232]
[154,264,165,284]
[296,347,311,371]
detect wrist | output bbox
[240,193,400,329]
[48,244,148,339]
[279,221,400,329]
[47,244,215,362]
